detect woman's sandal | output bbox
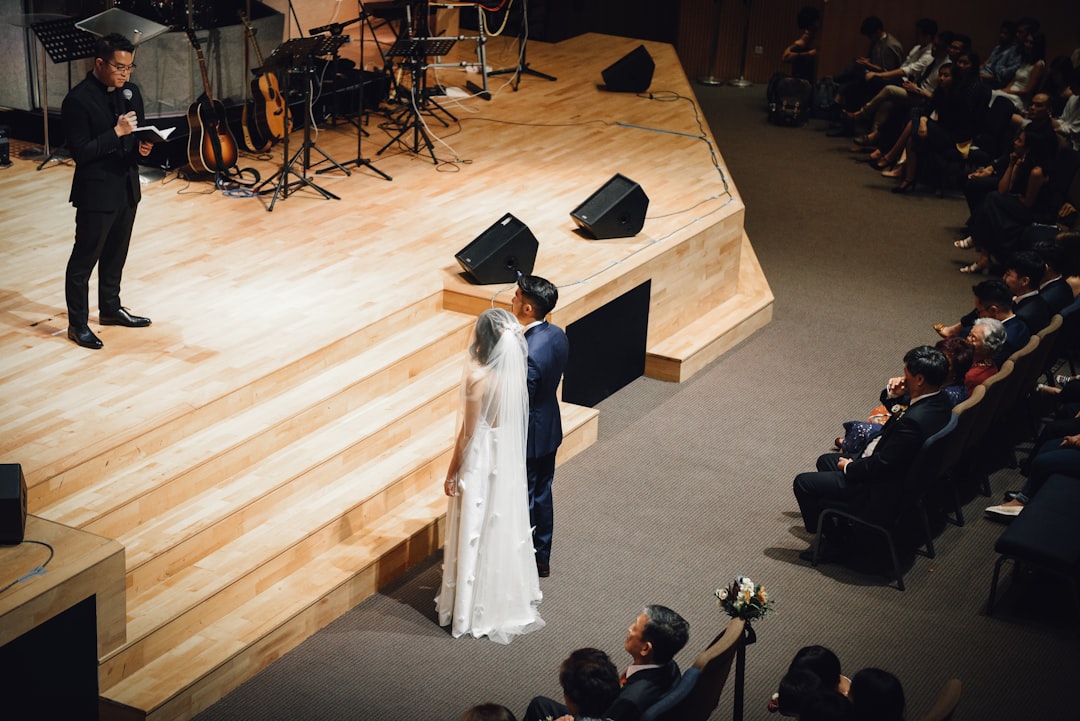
[871,156,893,171]
[954,237,974,249]
[960,262,986,274]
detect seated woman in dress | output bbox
[953,127,1060,273]
[991,32,1047,112]
[964,318,1006,395]
[849,669,905,721]
[767,645,850,716]
[889,54,989,194]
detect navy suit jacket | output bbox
[1039,277,1074,314]
[524,321,569,459]
[62,73,145,211]
[994,314,1032,366]
[1014,294,1052,335]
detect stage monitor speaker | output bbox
[600,45,654,93]
[0,463,27,545]
[570,174,649,239]
[456,213,538,285]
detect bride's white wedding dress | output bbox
[436,310,543,644]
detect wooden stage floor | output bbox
[0,32,771,721]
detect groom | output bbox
[512,275,569,578]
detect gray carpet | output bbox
[192,84,1078,721]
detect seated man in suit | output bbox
[793,346,953,559]
[523,605,690,721]
[1032,238,1075,313]
[1003,250,1054,333]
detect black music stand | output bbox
[257,36,348,211]
[26,16,95,169]
[319,1,392,181]
[488,0,555,91]
[377,36,456,164]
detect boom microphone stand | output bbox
[488,0,554,91]
[319,0,391,180]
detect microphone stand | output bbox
[488,0,555,91]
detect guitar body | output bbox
[185,30,239,175]
[239,11,291,144]
[186,96,239,174]
[240,101,272,153]
[252,70,291,141]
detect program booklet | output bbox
[132,125,176,143]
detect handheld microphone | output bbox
[122,88,133,112]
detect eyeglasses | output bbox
[107,61,137,73]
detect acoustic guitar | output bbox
[238,11,291,148]
[184,30,239,174]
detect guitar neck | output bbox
[186,32,216,102]
[239,13,267,68]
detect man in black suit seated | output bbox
[523,605,690,721]
[1004,251,1054,333]
[1032,238,1075,313]
[793,346,954,559]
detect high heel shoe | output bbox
[892,180,915,194]
[870,156,892,170]
[960,262,987,274]
[954,237,974,249]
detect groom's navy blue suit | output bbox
[524,320,569,566]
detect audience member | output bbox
[980,20,1019,88]
[849,668,905,721]
[829,16,905,135]
[792,346,952,558]
[986,432,1080,517]
[991,31,1047,112]
[782,6,822,83]
[800,690,857,721]
[769,644,850,715]
[463,703,518,721]
[522,605,689,721]
[1003,250,1054,332]
[954,128,1060,273]
[1054,67,1080,151]
[1031,238,1075,312]
[555,648,621,720]
[964,318,1006,394]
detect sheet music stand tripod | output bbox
[257,35,349,211]
[26,16,95,169]
[377,36,456,164]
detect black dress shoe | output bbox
[100,307,151,327]
[536,562,550,578]
[68,325,103,350]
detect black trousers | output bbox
[65,203,137,326]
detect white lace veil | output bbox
[459,308,529,457]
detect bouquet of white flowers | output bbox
[714,576,773,621]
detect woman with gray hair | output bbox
[965,317,1006,394]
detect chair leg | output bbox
[918,509,935,559]
[988,555,1009,615]
[949,486,965,527]
[883,531,905,591]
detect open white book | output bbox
[132,125,176,143]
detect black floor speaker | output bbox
[0,463,27,545]
[570,174,649,239]
[600,45,654,93]
[455,213,538,284]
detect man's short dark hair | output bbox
[559,648,620,718]
[903,346,949,388]
[517,275,559,318]
[916,18,938,38]
[641,605,690,665]
[972,278,1013,310]
[860,16,883,36]
[95,32,134,61]
[1006,251,1047,287]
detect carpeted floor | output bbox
[191,83,1079,721]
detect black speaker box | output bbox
[600,45,654,93]
[456,213,538,284]
[570,174,649,239]
[0,463,28,545]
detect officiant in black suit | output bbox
[512,275,569,577]
[792,345,953,557]
[62,32,153,350]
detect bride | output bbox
[436,308,544,644]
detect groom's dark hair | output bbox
[517,275,559,318]
[642,605,690,664]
